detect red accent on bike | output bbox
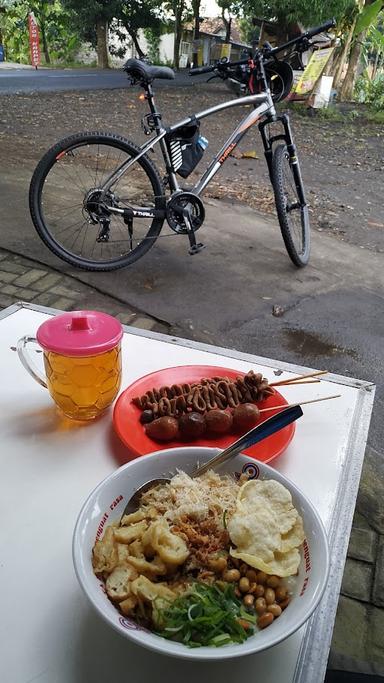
[56,151,66,160]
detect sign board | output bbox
[28,12,40,68]
[220,43,231,60]
[293,47,334,97]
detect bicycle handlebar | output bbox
[189,18,336,75]
[268,18,336,56]
[189,64,218,75]
[305,19,336,39]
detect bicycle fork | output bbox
[259,114,307,206]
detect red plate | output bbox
[113,365,295,464]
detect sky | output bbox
[202,0,221,17]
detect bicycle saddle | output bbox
[123,58,175,82]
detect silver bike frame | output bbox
[101,91,276,207]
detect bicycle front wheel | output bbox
[29,132,165,271]
[272,144,310,267]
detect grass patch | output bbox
[284,102,384,125]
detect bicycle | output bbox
[29,19,335,271]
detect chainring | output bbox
[166,192,205,234]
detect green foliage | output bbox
[238,16,259,44]
[61,0,122,45]
[0,0,79,64]
[355,0,383,35]
[111,1,163,60]
[143,27,161,64]
[355,72,384,109]
[234,0,354,27]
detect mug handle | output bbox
[17,336,47,388]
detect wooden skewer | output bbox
[273,379,321,386]
[259,394,341,413]
[270,370,328,387]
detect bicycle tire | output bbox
[272,144,310,267]
[29,131,165,272]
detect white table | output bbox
[0,302,375,683]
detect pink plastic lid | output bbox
[36,310,123,357]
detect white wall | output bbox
[109,27,174,65]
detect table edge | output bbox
[293,382,375,682]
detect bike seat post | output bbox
[144,82,163,135]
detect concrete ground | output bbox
[0,198,383,677]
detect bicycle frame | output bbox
[101,89,276,219]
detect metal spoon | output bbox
[120,405,303,519]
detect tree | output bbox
[112,0,162,60]
[236,0,354,42]
[191,0,201,67]
[165,0,190,69]
[62,0,122,67]
[0,0,78,64]
[218,0,235,42]
[339,0,383,100]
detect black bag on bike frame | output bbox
[166,120,204,178]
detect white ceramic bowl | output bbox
[73,448,329,661]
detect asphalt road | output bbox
[0,67,206,93]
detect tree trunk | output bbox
[96,18,109,69]
[332,19,356,89]
[339,30,367,101]
[173,2,183,70]
[128,28,145,59]
[40,22,50,64]
[191,0,200,68]
[221,9,231,43]
[371,49,380,79]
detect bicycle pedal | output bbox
[188,243,205,255]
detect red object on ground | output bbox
[28,13,40,68]
[113,365,295,463]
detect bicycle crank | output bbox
[166,192,205,234]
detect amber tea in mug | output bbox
[17,311,123,421]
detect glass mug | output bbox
[17,310,123,420]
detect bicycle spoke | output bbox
[37,139,161,265]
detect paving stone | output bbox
[0,295,17,308]
[50,283,84,297]
[367,605,384,670]
[372,535,384,607]
[13,269,48,288]
[31,273,63,292]
[348,526,377,563]
[132,316,156,331]
[116,312,137,325]
[8,289,36,302]
[0,252,8,261]
[330,595,369,661]
[357,446,384,534]
[32,292,59,307]
[2,284,20,296]
[0,270,17,283]
[352,510,372,530]
[0,261,27,275]
[50,296,76,310]
[341,558,373,602]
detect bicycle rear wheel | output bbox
[29,132,165,271]
[272,144,310,267]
